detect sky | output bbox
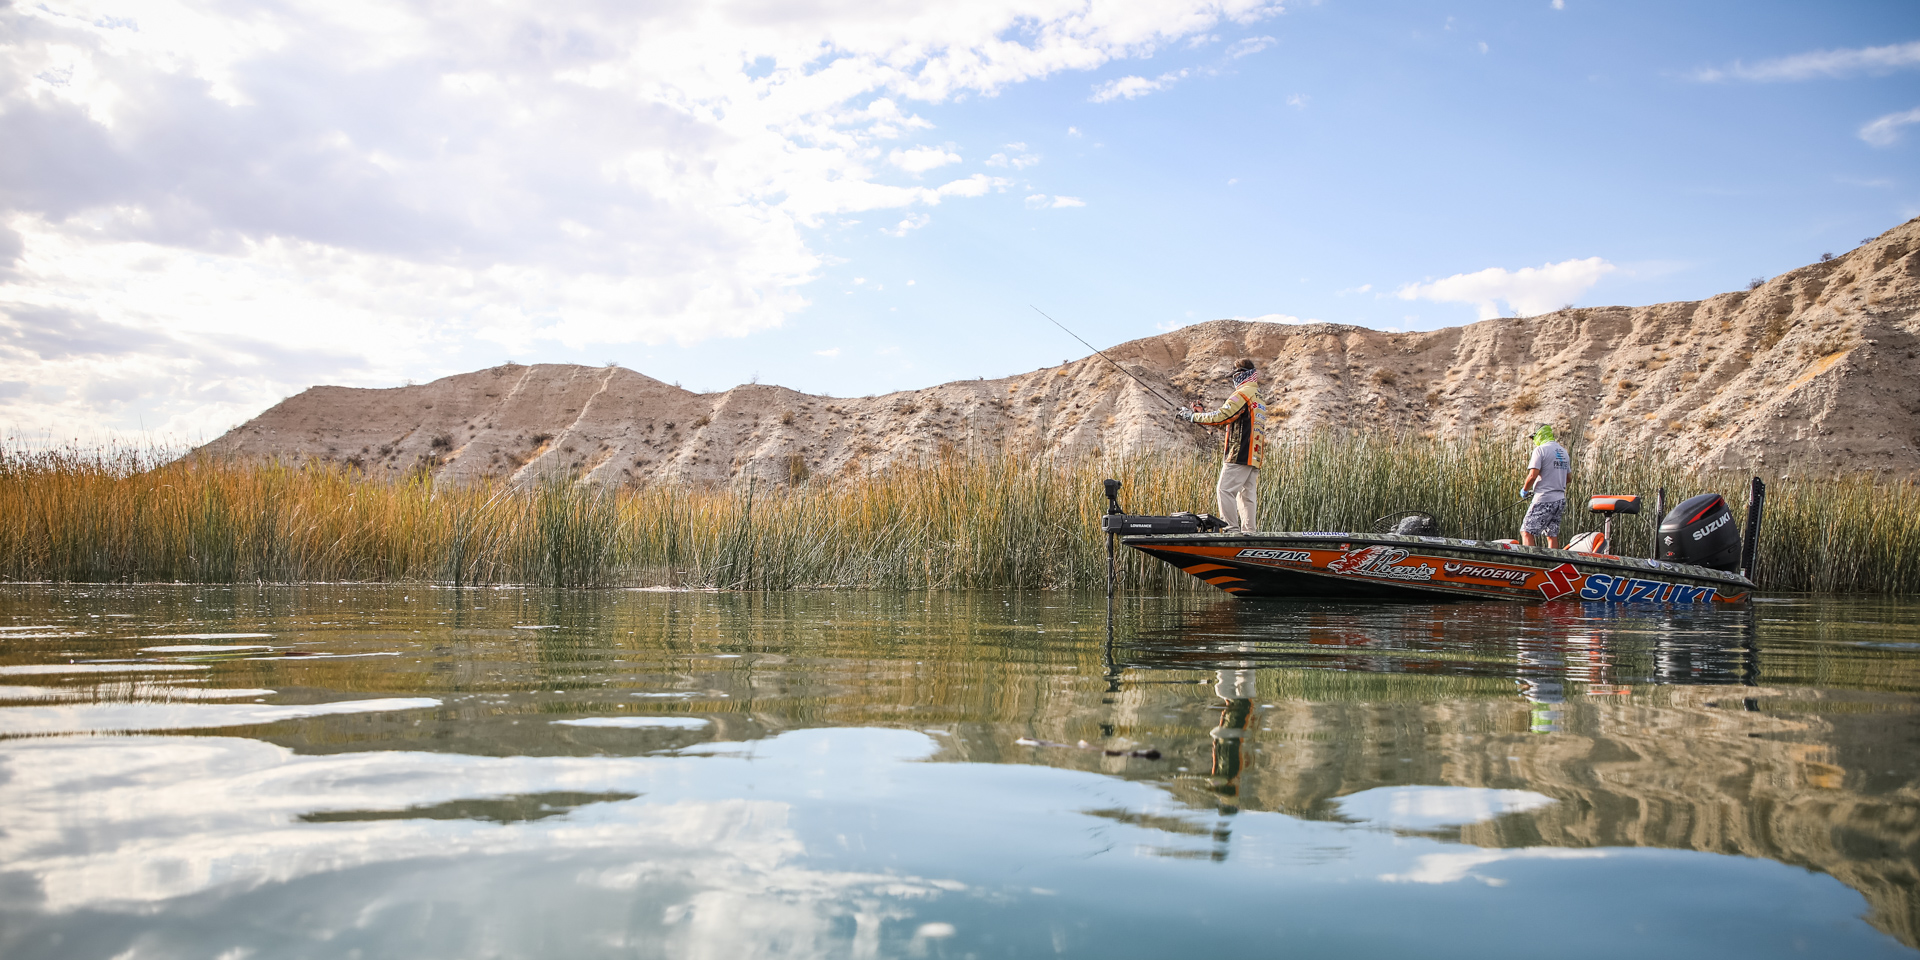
[2,0,1917,445]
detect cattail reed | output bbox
[0,437,1912,594]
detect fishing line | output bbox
[1031,306,1183,411]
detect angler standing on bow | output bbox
[1180,359,1267,533]
[1518,423,1571,548]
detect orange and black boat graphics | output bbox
[1124,533,1752,604]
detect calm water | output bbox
[2,586,1917,960]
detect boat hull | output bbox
[1123,532,1753,604]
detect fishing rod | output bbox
[1030,306,1184,411]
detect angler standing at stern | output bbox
[1519,424,1571,548]
[1180,359,1267,533]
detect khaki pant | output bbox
[1216,463,1259,532]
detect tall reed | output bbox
[0,437,1912,594]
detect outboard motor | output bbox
[1658,493,1741,571]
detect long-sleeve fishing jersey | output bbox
[1191,381,1267,469]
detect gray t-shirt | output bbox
[1528,442,1571,503]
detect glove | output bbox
[1519,488,1533,499]
[1174,408,1195,422]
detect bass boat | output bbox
[1099,479,1764,605]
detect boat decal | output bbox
[1536,563,1584,600]
[1326,546,1437,582]
[1579,572,1717,604]
[1130,541,1742,604]
[1439,561,1533,586]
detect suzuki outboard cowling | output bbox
[1659,493,1741,571]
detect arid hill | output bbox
[200,218,1920,482]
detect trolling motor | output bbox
[1099,487,1231,535]
[1102,479,1123,600]
[1098,479,1228,595]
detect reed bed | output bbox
[0,436,1914,594]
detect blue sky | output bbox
[2,1,1917,442]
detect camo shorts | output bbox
[1521,497,1566,536]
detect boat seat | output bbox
[1565,531,1605,554]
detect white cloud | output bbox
[934,175,1011,200]
[1334,786,1556,832]
[1694,40,1920,82]
[1397,257,1615,320]
[1092,74,1171,102]
[985,143,1041,169]
[1233,313,1315,324]
[1552,0,1564,9]
[814,347,840,357]
[0,726,966,950]
[1860,107,1920,147]
[1225,36,1275,58]
[0,0,1284,441]
[1477,41,1489,54]
[1381,847,1610,885]
[888,146,962,174]
[1098,68,1182,102]
[1024,195,1084,209]
[1286,93,1308,108]
[883,213,931,238]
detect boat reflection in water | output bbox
[1109,599,1917,947]
[2,586,1913,958]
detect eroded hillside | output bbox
[200,218,1920,482]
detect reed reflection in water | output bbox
[0,586,1915,959]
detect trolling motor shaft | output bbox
[1103,478,1121,598]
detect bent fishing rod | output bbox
[1030,306,1184,411]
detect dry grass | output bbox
[0,437,1914,594]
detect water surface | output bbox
[2,586,1916,959]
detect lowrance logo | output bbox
[1691,514,1730,540]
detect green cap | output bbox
[1532,424,1555,444]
